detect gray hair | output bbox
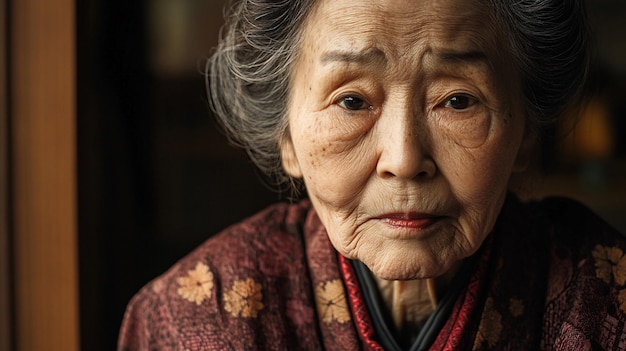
[207,0,315,191]
[206,0,592,190]
[489,0,592,132]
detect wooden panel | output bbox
[0,0,11,350]
[10,0,79,350]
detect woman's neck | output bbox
[373,263,462,343]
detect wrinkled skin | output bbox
[282,0,533,280]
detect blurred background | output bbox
[2,0,624,350]
[78,0,626,350]
[77,0,278,350]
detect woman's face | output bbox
[282,0,532,280]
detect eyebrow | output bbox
[320,49,387,65]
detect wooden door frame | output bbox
[7,0,79,350]
[0,0,11,349]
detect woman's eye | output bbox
[444,95,477,110]
[338,96,369,111]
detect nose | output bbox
[376,106,436,180]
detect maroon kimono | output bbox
[118,196,626,350]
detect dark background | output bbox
[76,1,626,350]
[77,0,277,349]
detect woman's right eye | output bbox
[338,96,369,111]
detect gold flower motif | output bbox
[508,298,525,317]
[177,262,214,305]
[592,246,626,315]
[314,279,351,324]
[224,278,264,318]
[592,245,626,285]
[474,297,502,348]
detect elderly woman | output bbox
[118,0,624,350]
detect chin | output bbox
[363,254,446,281]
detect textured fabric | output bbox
[118,196,626,350]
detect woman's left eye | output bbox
[443,94,477,110]
[338,96,369,111]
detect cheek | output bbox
[291,115,377,203]
[301,144,376,206]
[432,112,492,149]
[435,121,523,226]
[445,146,515,204]
[439,113,523,191]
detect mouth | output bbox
[378,212,442,230]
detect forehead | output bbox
[298,0,506,70]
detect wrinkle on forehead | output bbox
[300,0,502,61]
[293,0,518,112]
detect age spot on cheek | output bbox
[322,142,336,155]
[308,152,319,168]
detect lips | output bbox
[379,212,441,230]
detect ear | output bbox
[280,133,303,178]
[512,126,536,173]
